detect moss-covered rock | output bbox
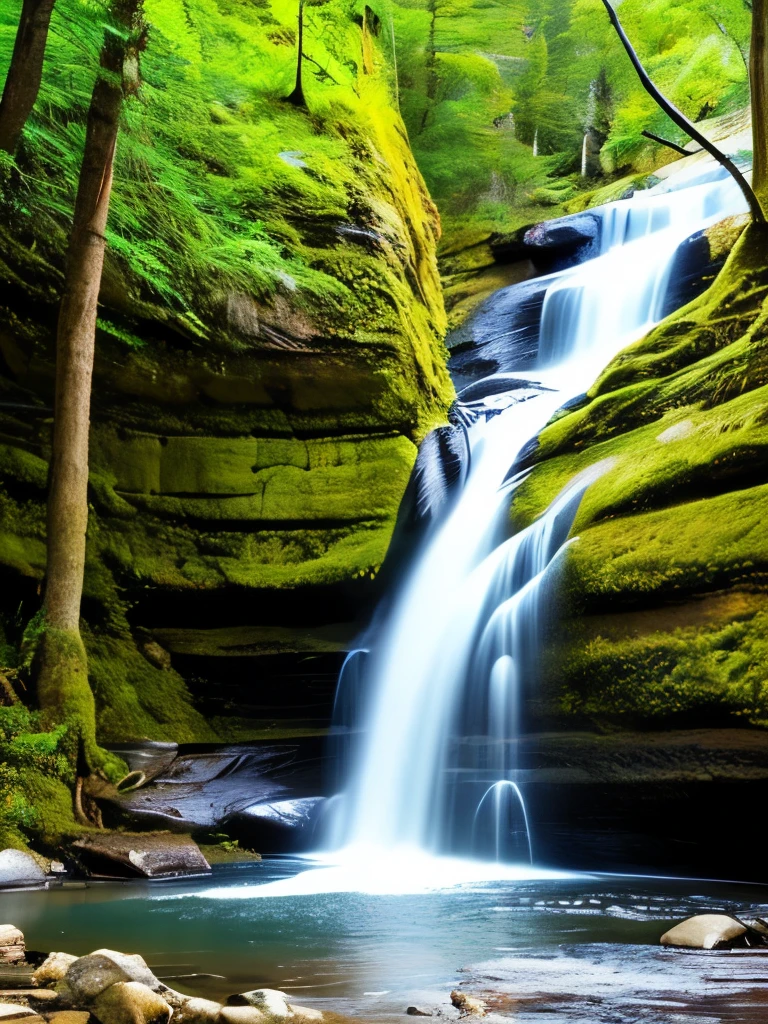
[0,0,453,764]
[515,224,768,729]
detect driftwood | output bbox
[600,0,765,223]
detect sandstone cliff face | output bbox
[0,0,453,741]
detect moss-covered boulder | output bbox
[513,223,768,729]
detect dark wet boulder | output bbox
[401,425,470,529]
[448,278,549,389]
[107,746,302,830]
[229,797,324,853]
[660,229,724,319]
[522,213,601,270]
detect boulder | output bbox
[0,925,25,964]
[450,992,486,1016]
[33,952,78,987]
[406,1008,433,1017]
[523,213,601,264]
[64,952,161,1003]
[0,851,46,890]
[72,836,210,880]
[218,1008,264,1024]
[660,915,748,950]
[226,991,291,1017]
[91,983,172,1024]
[173,998,222,1024]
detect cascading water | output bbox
[324,161,749,871]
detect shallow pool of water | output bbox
[4,858,768,1022]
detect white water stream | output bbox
[323,162,747,870]
[194,162,748,900]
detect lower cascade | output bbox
[324,161,748,867]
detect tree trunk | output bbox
[0,0,57,154]
[286,0,306,106]
[751,0,768,207]
[37,0,144,780]
[420,0,438,130]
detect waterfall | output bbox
[581,133,588,177]
[327,162,748,866]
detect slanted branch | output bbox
[600,0,765,224]
[641,130,701,157]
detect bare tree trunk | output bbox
[286,0,306,106]
[37,0,144,781]
[0,0,57,154]
[420,0,438,131]
[751,0,768,207]
[599,0,765,223]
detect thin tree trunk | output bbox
[0,0,57,154]
[420,0,437,131]
[37,0,144,778]
[751,0,768,207]
[287,0,306,106]
[599,0,765,223]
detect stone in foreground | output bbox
[0,926,25,964]
[72,836,211,880]
[406,1007,433,1016]
[660,914,748,950]
[92,982,172,1024]
[0,851,46,891]
[64,951,161,1002]
[32,952,78,986]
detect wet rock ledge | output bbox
[0,932,324,1024]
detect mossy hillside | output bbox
[0,0,453,436]
[513,224,768,727]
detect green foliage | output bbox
[559,609,768,727]
[389,0,751,252]
[0,702,73,849]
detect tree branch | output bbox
[641,129,701,157]
[599,0,765,223]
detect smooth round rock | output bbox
[65,952,161,1003]
[660,914,748,950]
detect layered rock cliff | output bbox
[0,0,453,744]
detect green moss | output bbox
[556,605,768,728]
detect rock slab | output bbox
[72,836,210,880]
[0,851,46,890]
[0,926,25,965]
